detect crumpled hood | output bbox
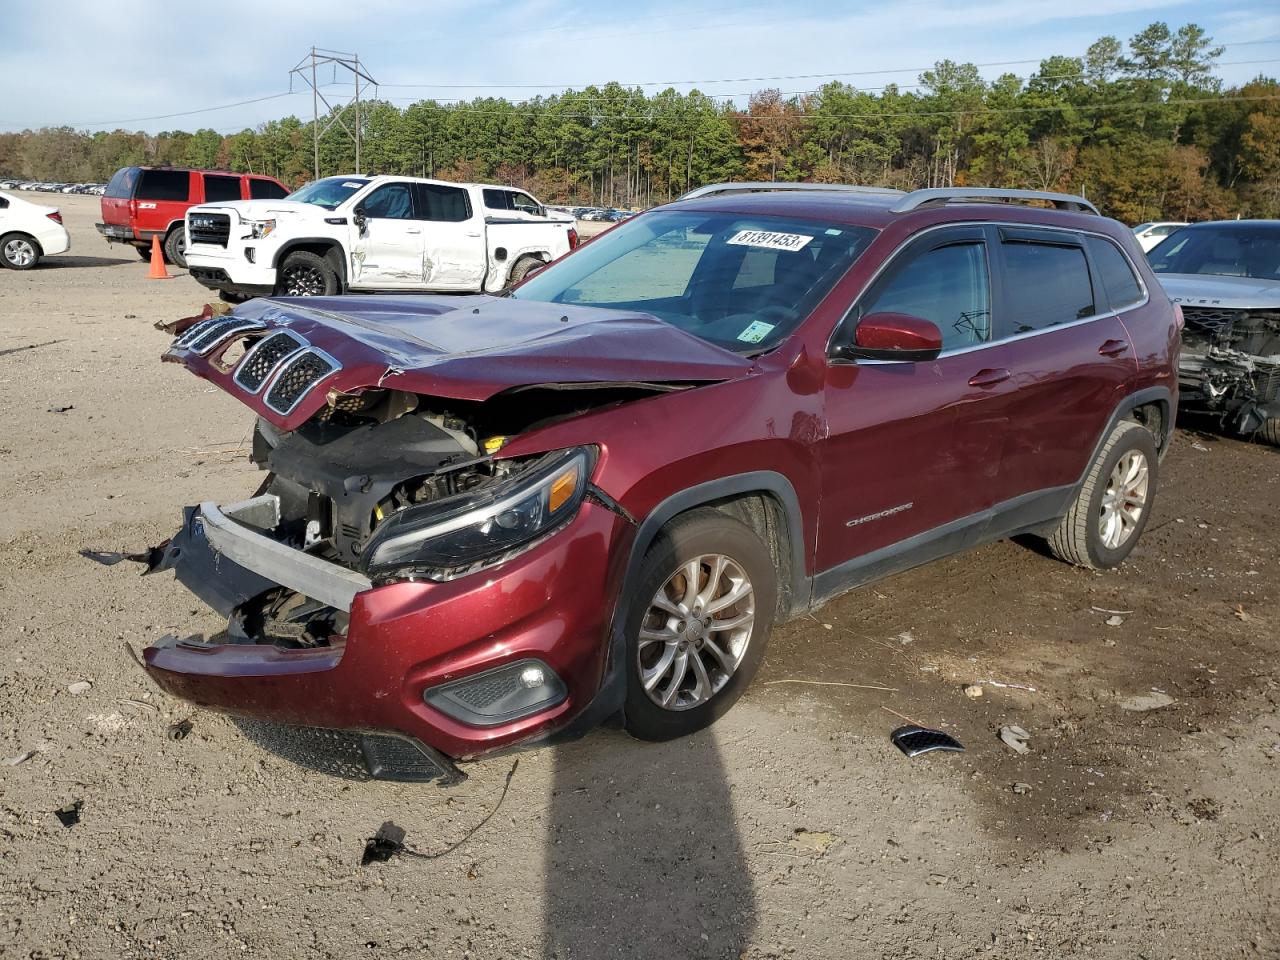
[187,199,322,223]
[165,294,753,431]
[1156,273,1280,310]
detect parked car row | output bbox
[0,179,105,195]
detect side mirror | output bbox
[838,311,943,362]
[352,207,367,230]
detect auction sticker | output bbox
[737,320,776,343]
[727,230,813,251]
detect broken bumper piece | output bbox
[142,495,622,764]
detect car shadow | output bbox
[45,255,137,268]
[543,729,756,958]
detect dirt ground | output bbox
[1,193,1277,959]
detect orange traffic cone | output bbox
[147,235,170,280]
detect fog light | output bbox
[423,658,566,727]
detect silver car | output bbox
[1150,221,1280,443]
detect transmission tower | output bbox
[289,47,377,180]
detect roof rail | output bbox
[891,187,1099,215]
[678,181,905,202]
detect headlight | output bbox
[362,447,593,580]
[246,219,276,239]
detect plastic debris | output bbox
[361,821,407,866]
[1118,691,1175,712]
[67,681,92,696]
[891,725,964,757]
[963,684,984,699]
[54,801,82,828]
[1011,782,1032,795]
[1105,614,1125,627]
[999,725,1031,755]
[166,718,194,741]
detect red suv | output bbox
[136,184,1178,782]
[97,166,289,268]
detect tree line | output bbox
[3,21,1278,223]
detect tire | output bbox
[1047,419,1158,570]
[1257,418,1280,446]
[0,233,41,270]
[277,251,340,297]
[163,227,187,269]
[506,256,542,288]
[623,508,777,741]
[219,290,251,304]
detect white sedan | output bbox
[0,190,71,269]
[1132,221,1188,253]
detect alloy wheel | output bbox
[1099,449,1149,550]
[3,238,36,267]
[282,265,326,296]
[637,553,755,711]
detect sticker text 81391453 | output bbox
[726,230,814,252]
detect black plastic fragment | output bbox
[891,725,965,757]
[166,719,194,741]
[54,800,82,828]
[361,821,407,866]
[79,545,168,573]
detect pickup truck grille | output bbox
[188,212,231,247]
[265,349,340,414]
[234,331,306,393]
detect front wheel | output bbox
[1047,419,1158,569]
[1,233,40,270]
[163,227,187,269]
[623,509,777,741]
[277,251,339,297]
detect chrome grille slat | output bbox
[264,349,340,415]
[234,330,307,394]
[186,317,264,356]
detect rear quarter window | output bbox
[417,184,472,222]
[1087,236,1144,311]
[135,170,190,203]
[249,178,289,200]
[1001,240,1095,333]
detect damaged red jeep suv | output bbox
[142,184,1178,781]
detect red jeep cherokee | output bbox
[97,166,289,268]
[138,184,1178,781]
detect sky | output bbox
[3,0,1278,134]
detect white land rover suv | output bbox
[183,175,577,299]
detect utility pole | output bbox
[290,47,377,180]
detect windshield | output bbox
[286,176,370,210]
[1149,224,1280,281]
[513,210,876,352]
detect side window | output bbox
[0,196,8,209]
[135,170,190,202]
[862,242,991,351]
[416,184,472,223]
[482,188,510,211]
[249,178,289,200]
[1000,240,1095,332]
[105,167,138,199]
[1087,236,1143,311]
[203,174,241,203]
[511,192,542,215]
[361,183,415,220]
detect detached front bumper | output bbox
[143,496,625,769]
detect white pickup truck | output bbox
[183,175,578,299]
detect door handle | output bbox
[465,231,482,238]
[406,227,422,234]
[1098,339,1130,357]
[968,368,1011,388]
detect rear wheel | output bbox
[623,509,777,741]
[506,255,542,288]
[277,251,339,297]
[1257,418,1280,446]
[163,227,187,268]
[1,233,40,270]
[1047,420,1158,569]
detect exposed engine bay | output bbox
[1178,305,1280,431]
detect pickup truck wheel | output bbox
[163,227,188,269]
[278,251,339,297]
[506,256,542,287]
[1,233,40,270]
[1047,420,1158,570]
[623,508,776,741]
